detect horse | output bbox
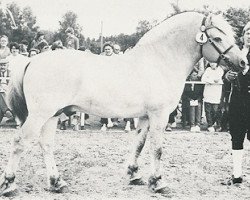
[0,11,247,196]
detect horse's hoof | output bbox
[129,175,145,185]
[148,175,169,193]
[49,176,68,193]
[0,182,18,197]
[50,185,69,193]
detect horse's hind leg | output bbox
[147,112,169,193]
[127,116,149,185]
[39,117,68,193]
[0,114,48,196]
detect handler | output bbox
[223,22,250,185]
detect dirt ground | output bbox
[0,117,250,200]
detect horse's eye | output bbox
[213,37,222,42]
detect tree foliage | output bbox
[223,7,250,46]
[0,2,38,44]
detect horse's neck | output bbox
[131,12,203,79]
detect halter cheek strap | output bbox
[199,16,241,90]
[199,17,235,71]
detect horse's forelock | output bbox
[211,14,235,43]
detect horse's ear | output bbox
[205,13,213,27]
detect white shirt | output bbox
[201,66,224,104]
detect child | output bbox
[201,63,224,132]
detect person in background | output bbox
[0,59,14,124]
[51,40,64,50]
[165,108,178,131]
[8,42,21,71]
[185,58,205,132]
[113,44,123,55]
[113,44,139,132]
[0,35,11,59]
[201,62,224,132]
[222,21,250,185]
[100,42,115,131]
[65,27,79,50]
[37,41,50,53]
[9,42,20,55]
[30,31,48,50]
[64,27,83,130]
[19,40,29,56]
[29,48,39,57]
[220,77,231,132]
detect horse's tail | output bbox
[7,61,30,125]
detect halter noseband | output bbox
[199,17,236,71]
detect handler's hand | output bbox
[224,70,238,82]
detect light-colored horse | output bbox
[0,12,247,196]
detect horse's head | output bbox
[199,14,247,73]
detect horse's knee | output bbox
[12,136,24,155]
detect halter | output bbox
[199,17,237,72]
[198,17,243,90]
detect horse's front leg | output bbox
[39,117,68,193]
[148,113,168,193]
[127,116,149,185]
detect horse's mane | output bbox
[152,10,235,40]
[136,10,235,46]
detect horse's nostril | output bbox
[240,60,246,67]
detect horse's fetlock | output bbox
[49,175,59,186]
[5,174,15,183]
[127,165,138,176]
[148,175,162,186]
[155,147,162,159]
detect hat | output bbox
[243,22,250,35]
[0,59,9,64]
[35,31,45,40]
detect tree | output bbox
[0,2,38,45]
[136,20,152,38]
[223,7,250,46]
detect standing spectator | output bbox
[19,40,29,56]
[51,40,64,50]
[202,63,224,132]
[165,108,178,131]
[0,35,11,59]
[117,44,139,132]
[185,58,205,132]
[29,48,39,57]
[30,31,48,50]
[100,42,114,131]
[8,42,21,71]
[220,78,231,132]
[37,41,50,53]
[113,44,123,55]
[9,42,20,56]
[222,22,250,185]
[0,59,14,124]
[65,28,83,130]
[65,27,79,50]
